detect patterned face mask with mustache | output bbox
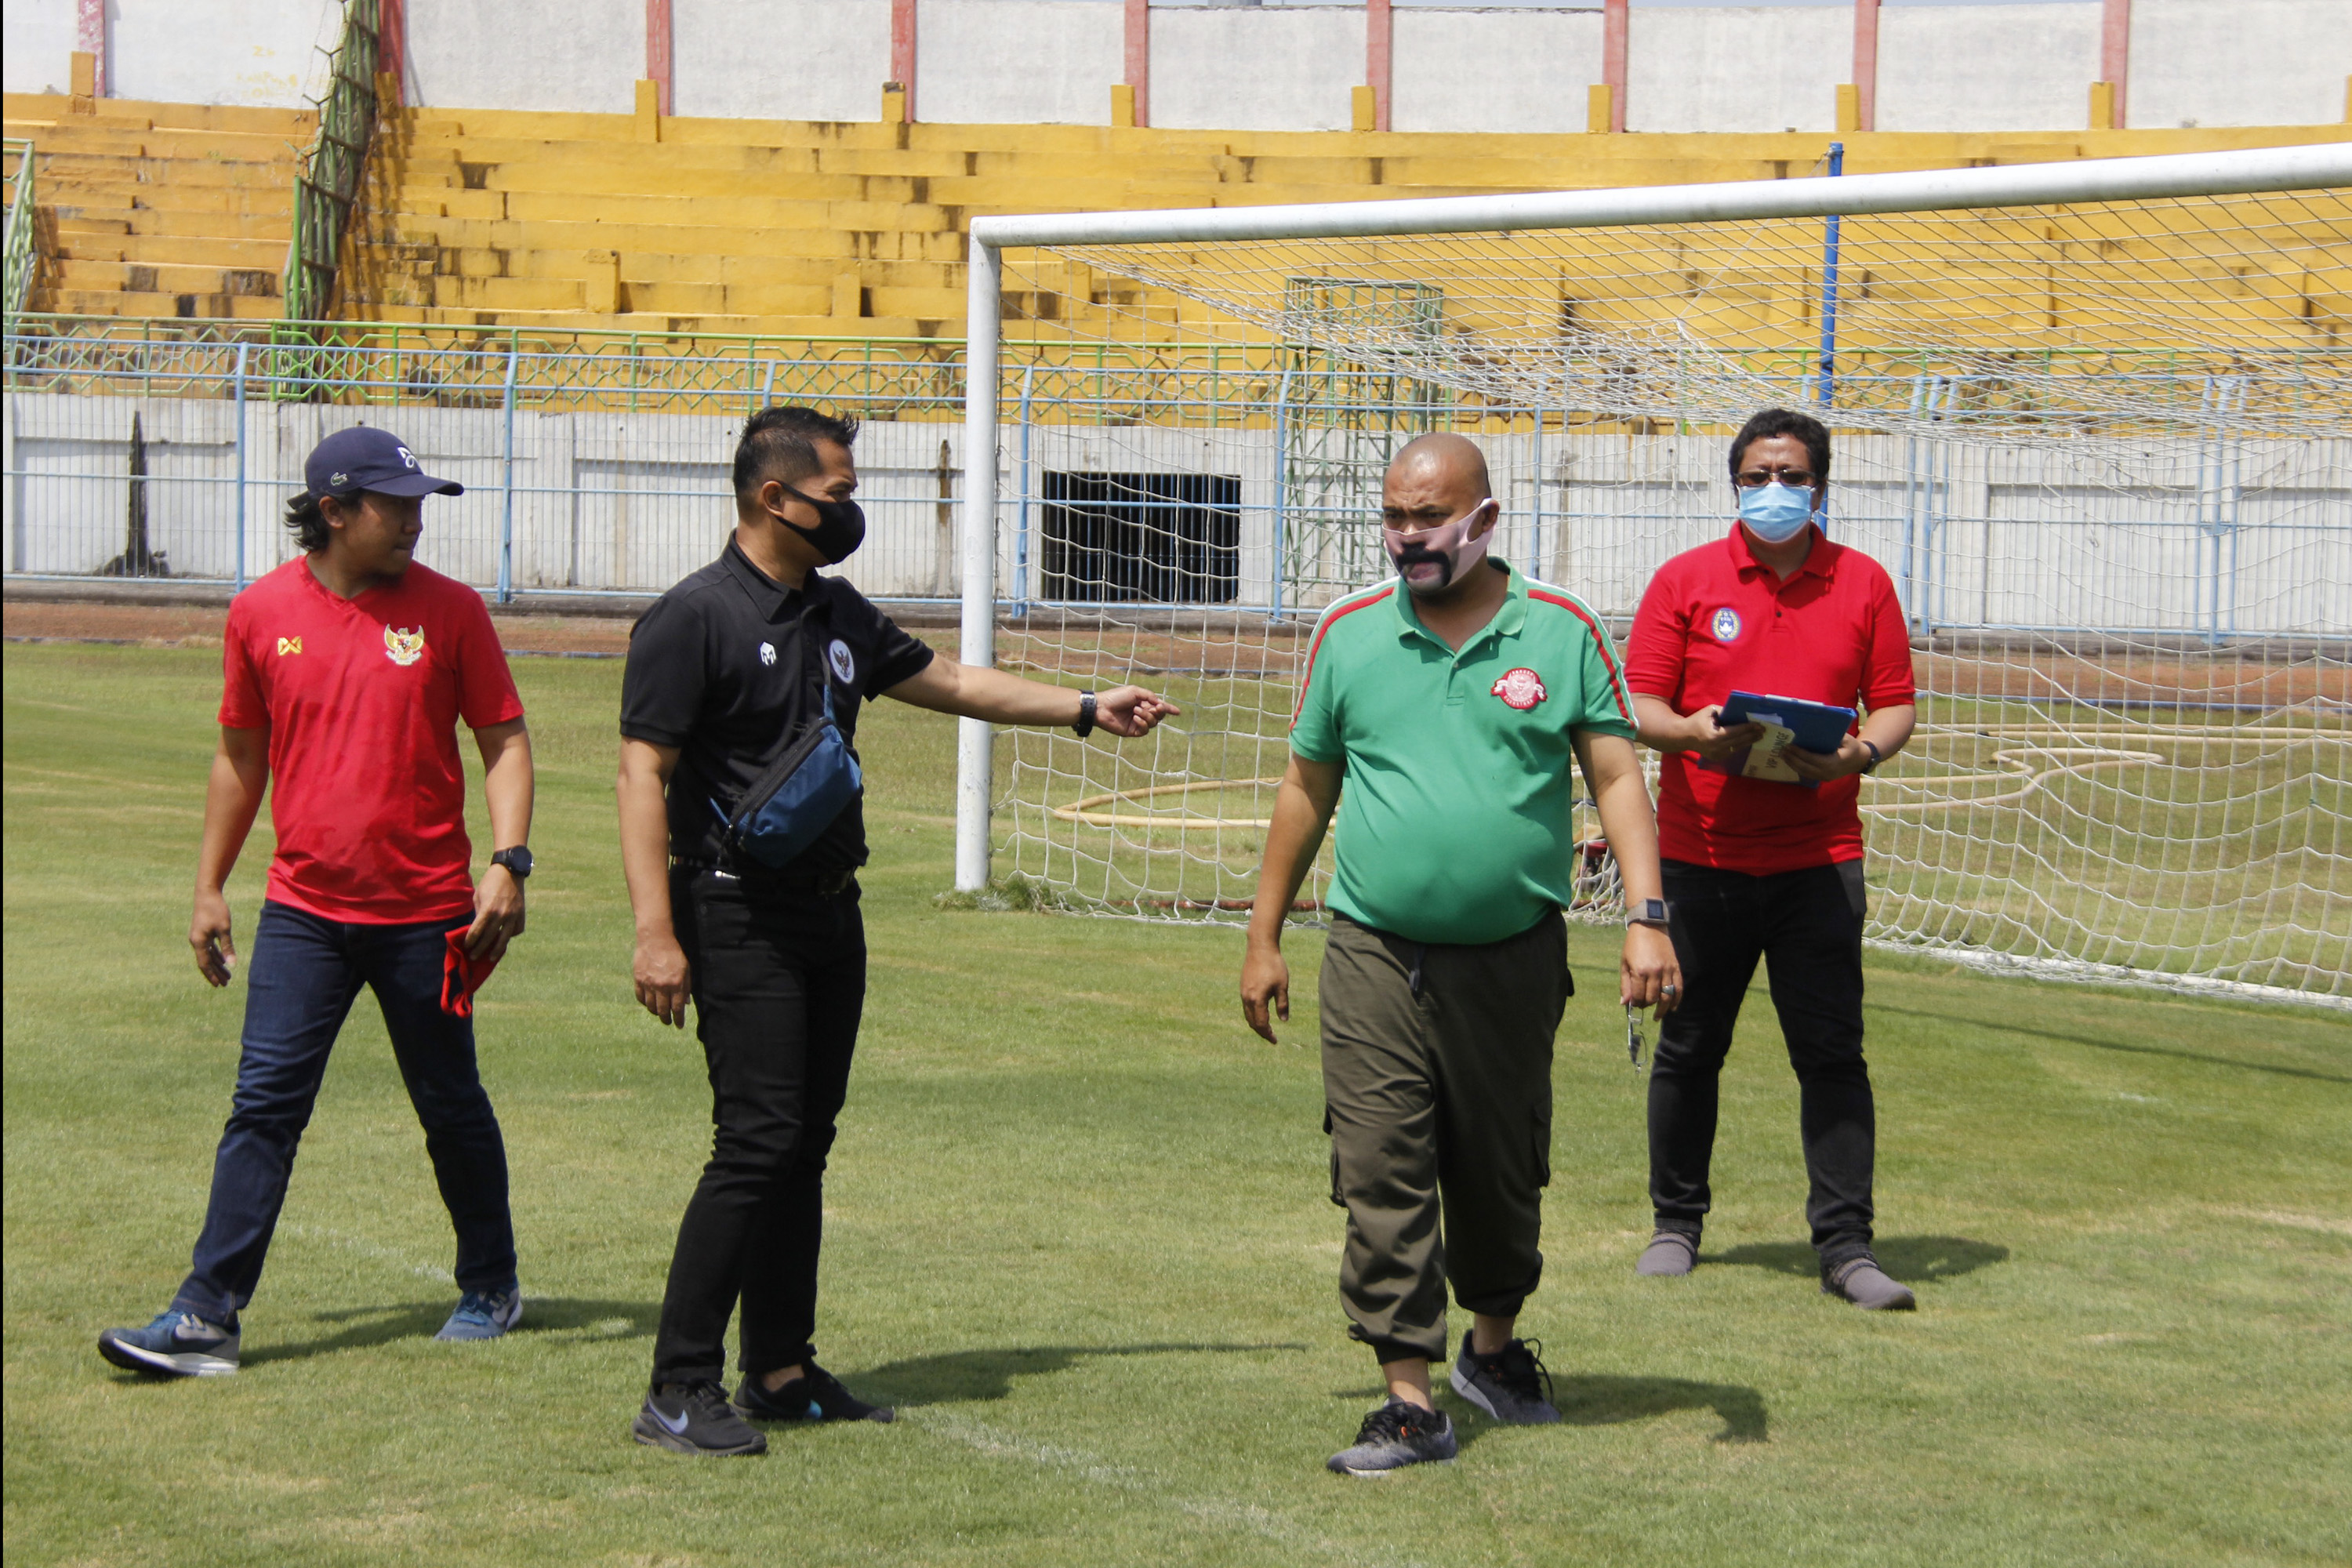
[1385,498,1496,596]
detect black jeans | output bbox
[175,901,515,1321]
[1647,858,1876,1271]
[650,867,866,1388]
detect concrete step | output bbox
[52,256,281,296]
[47,204,292,240]
[5,93,316,136]
[36,286,284,318]
[51,232,289,268]
[42,183,296,218]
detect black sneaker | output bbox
[1450,1332,1560,1424]
[732,1360,895,1424]
[1325,1398,1457,1476]
[632,1381,768,1455]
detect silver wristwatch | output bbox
[1625,897,1669,930]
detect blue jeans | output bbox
[172,901,516,1321]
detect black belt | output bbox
[670,855,855,896]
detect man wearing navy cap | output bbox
[96,426,538,1377]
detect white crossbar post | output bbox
[969,143,2352,250]
[953,240,1004,893]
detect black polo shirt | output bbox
[619,539,934,868]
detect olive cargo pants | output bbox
[1318,911,1571,1366]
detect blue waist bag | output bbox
[714,685,864,871]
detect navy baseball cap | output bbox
[303,426,463,499]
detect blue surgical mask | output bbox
[1738,481,1816,544]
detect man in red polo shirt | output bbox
[1623,407,1920,1311]
[97,426,535,1377]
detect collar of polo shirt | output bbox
[1729,521,1842,583]
[1390,557,1525,654]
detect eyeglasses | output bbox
[1736,468,1816,488]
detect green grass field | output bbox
[5,641,2348,1568]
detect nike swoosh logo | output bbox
[652,1405,691,1435]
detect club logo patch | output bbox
[383,625,426,667]
[758,641,777,666]
[827,638,855,685]
[396,445,419,470]
[276,637,302,656]
[1711,607,1743,643]
[1490,667,1548,710]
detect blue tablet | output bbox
[1693,690,1859,787]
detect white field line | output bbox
[278,1223,453,1284]
[908,1406,1436,1568]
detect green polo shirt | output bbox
[1289,560,1638,946]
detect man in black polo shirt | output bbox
[618,405,1175,1456]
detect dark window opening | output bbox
[1041,471,1240,604]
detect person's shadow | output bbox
[1548,1374,1767,1443]
[234,1296,659,1367]
[855,1342,1306,1408]
[1707,1235,2009,1283]
[1338,1373,1769,1446]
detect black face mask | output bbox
[779,487,866,564]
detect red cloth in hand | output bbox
[441,923,503,1018]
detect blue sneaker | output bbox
[97,1310,241,1377]
[434,1287,523,1341]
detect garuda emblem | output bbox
[383,625,427,667]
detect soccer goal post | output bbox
[954,143,2352,1007]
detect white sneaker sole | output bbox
[99,1336,238,1377]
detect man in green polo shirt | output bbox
[1241,432,1681,1476]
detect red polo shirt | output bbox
[220,558,524,924]
[1624,524,1915,875]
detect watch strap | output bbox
[1073,691,1098,739]
[1626,896,1669,928]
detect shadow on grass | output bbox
[1869,1003,2350,1084]
[1708,1235,2009,1283]
[1434,1374,1768,1447]
[856,1342,1306,1407]
[239,1296,656,1367]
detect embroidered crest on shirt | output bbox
[1490,667,1548,710]
[759,641,777,666]
[383,625,426,666]
[1711,607,1743,643]
[827,638,855,684]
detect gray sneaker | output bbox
[97,1309,241,1377]
[1635,1231,1697,1276]
[435,1287,524,1341]
[1450,1333,1559,1424]
[1326,1399,1457,1476]
[1824,1254,1917,1311]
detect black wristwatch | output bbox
[491,845,534,880]
[1073,691,1098,739]
[1860,740,1882,775]
[1625,897,1669,930]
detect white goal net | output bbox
[953,146,2352,1007]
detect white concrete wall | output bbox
[674,0,890,122]
[1625,5,1849,134]
[2129,0,2351,129]
[1390,7,1605,135]
[1877,2,2101,132]
[1151,6,1363,132]
[108,0,338,108]
[917,0,1123,126]
[2,0,78,96]
[407,0,638,115]
[22,1,2347,132]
